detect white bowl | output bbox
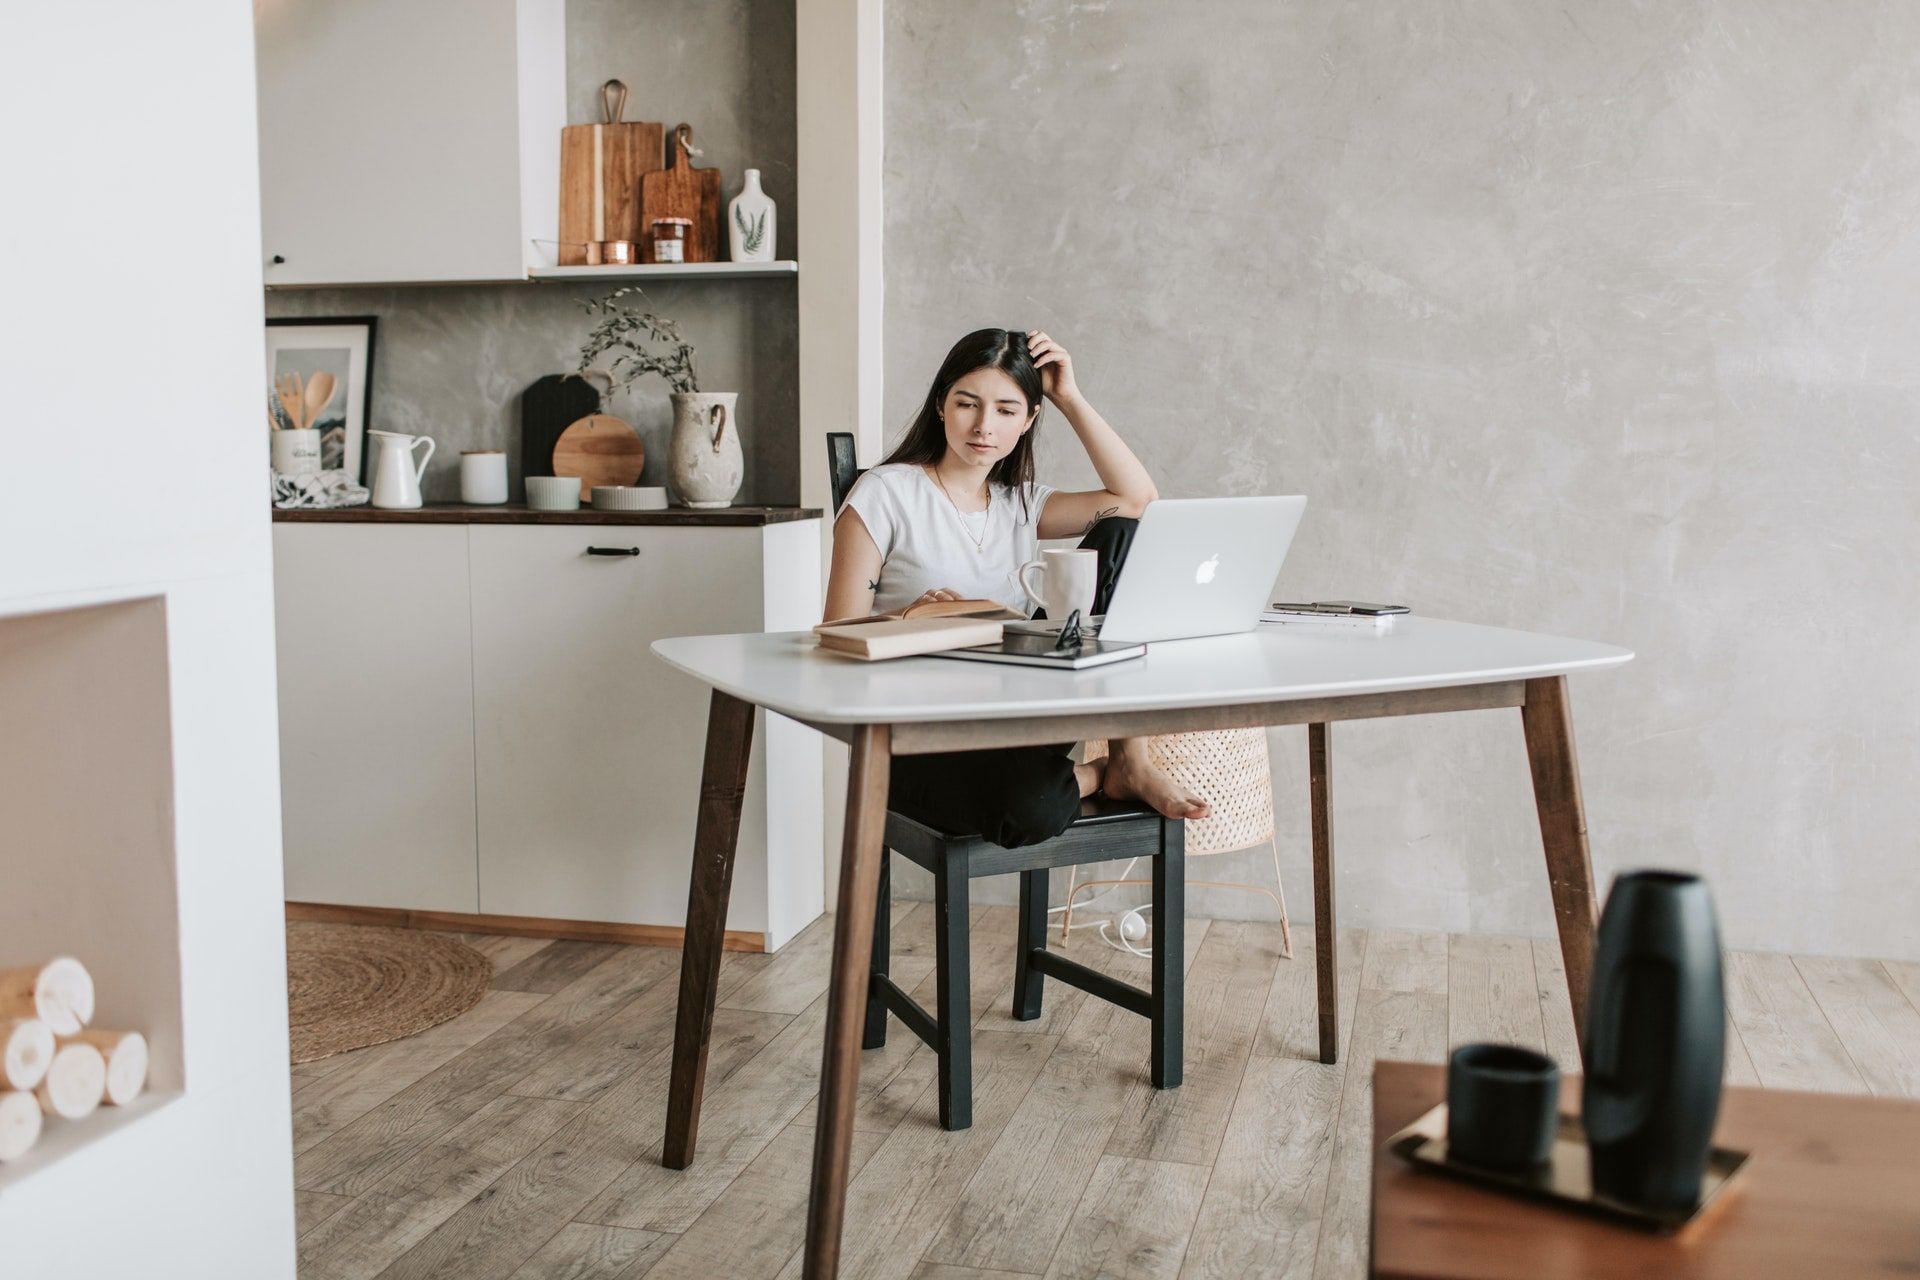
[592,485,668,511]
[525,476,582,511]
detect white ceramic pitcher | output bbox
[368,429,435,509]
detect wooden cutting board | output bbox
[552,413,645,499]
[559,81,664,265]
[641,124,722,263]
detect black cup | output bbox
[1446,1043,1561,1172]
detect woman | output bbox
[824,327,1209,848]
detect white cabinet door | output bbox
[469,526,767,926]
[273,524,479,911]
[255,0,561,285]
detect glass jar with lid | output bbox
[648,217,693,264]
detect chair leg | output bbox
[862,852,891,1050]
[933,846,972,1131]
[1269,838,1294,960]
[1151,819,1185,1089]
[1013,868,1047,1021]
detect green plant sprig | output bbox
[576,287,700,395]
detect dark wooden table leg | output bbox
[662,689,757,1170]
[1521,675,1599,1062]
[1151,815,1184,1088]
[1309,721,1338,1065]
[804,722,891,1279]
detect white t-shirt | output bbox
[843,462,1056,615]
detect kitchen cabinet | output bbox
[273,524,479,911]
[255,0,563,286]
[271,514,825,950]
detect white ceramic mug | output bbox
[271,428,322,477]
[1018,548,1099,620]
[460,450,507,504]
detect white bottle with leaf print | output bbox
[728,169,776,263]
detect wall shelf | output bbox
[528,260,798,282]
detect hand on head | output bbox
[1026,329,1077,405]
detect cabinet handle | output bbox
[270,254,285,265]
[586,545,641,557]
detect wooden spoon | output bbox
[303,371,337,429]
[274,375,303,431]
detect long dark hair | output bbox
[883,328,1044,516]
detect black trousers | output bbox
[887,516,1138,849]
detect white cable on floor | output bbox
[1098,904,1154,958]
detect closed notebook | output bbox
[815,616,1006,661]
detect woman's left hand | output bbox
[1028,330,1080,406]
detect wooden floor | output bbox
[289,907,1920,1279]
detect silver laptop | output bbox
[1009,496,1307,644]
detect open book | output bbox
[814,597,1024,662]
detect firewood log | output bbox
[0,1090,40,1162]
[2,1017,54,1091]
[34,1042,105,1120]
[0,958,95,1036]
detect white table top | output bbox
[651,618,1632,726]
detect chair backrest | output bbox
[827,431,864,514]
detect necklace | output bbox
[927,465,991,553]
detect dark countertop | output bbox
[272,503,823,527]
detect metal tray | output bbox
[1385,1102,1750,1231]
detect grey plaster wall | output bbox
[882,1,1920,960]
[266,0,799,505]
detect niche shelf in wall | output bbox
[528,260,798,282]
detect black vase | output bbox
[1582,869,1725,1212]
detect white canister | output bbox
[460,450,508,504]
[271,428,322,477]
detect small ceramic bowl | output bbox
[525,476,582,511]
[592,485,668,511]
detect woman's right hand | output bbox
[911,587,964,608]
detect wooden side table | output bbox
[1371,1060,1920,1279]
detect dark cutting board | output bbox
[521,374,604,487]
[641,124,722,263]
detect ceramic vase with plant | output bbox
[577,288,742,508]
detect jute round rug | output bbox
[287,922,493,1063]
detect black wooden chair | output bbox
[826,430,1185,1130]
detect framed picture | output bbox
[265,316,377,481]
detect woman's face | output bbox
[939,367,1036,470]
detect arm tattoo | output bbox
[867,579,880,592]
[1080,506,1119,536]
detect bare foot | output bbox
[1103,743,1211,821]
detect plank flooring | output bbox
[290,910,1920,1279]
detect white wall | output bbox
[880,0,1920,961]
[0,3,296,1274]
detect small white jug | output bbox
[368,430,435,509]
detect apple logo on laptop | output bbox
[1194,554,1220,585]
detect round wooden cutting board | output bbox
[551,413,645,499]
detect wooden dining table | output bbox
[650,617,1632,1277]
